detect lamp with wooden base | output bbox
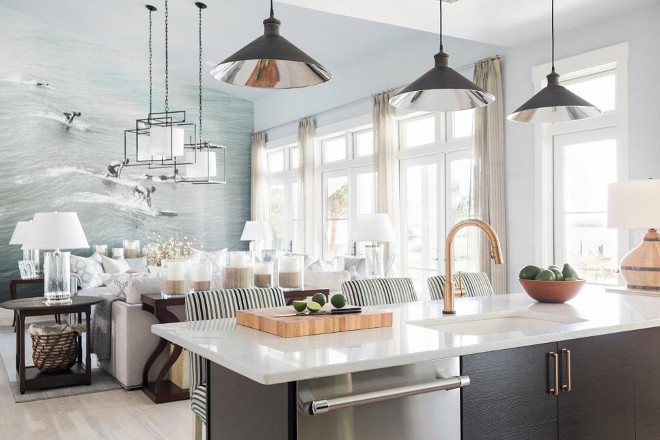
[608,179,660,291]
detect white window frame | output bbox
[534,42,630,270]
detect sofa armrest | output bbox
[70,273,82,295]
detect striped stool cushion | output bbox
[427,272,494,301]
[185,287,285,423]
[341,278,418,306]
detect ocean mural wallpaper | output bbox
[0,7,253,300]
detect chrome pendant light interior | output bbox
[210,0,331,89]
[389,0,495,112]
[508,0,601,123]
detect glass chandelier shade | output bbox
[185,150,217,178]
[210,1,331,89]
[149,125,185,157]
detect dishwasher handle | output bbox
[308,375,470,415]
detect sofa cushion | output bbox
[101,273,152,297]
[101,256,131,274]
[125,257,148,273]
[70,253,105,288]
[126,276,162,304]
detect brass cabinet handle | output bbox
[561,348,572,392]
[549,351,559,396]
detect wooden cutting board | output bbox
[236,306,393,338]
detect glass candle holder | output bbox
[112,248,124,259]
[222,251,254,289]
[190,262,212,291]
[123,240,141,259]
[161,259,191,297]
[94,244,108,257]
[254,262,273,288]
[279,255,304,289]
[43,251,71,303]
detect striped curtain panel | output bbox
[470,56,507,294]
[251,132,268,224]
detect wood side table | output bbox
[9,276,45,328]
[282,287,330,305]
[0,296,102,394]
[141,293,189,404]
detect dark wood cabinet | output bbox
[461,343,558,440]
[462,331,641,440]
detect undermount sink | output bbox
[408,311,587,336]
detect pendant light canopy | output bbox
[210,0,331,89]
[389,0,495,112]
[508,0,601,123]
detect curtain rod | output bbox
[259,54,502,136]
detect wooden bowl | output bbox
[519,279,586,303]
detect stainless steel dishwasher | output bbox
[297,357,468,440]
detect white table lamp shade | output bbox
[185,150,217,178]
[22,212,89,250]
[353,214,396,242]
[9,221,32,245]
[149,125,185,157]
[608,179,660,229]
[240,221,273,242]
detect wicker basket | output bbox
[31,330,79,373]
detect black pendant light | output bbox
[210,0,331,89]
[389,0,495,111]
[508,0,601,123]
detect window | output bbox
[535,43,629,284]
[354,130,374,157]
[324,173,349,257]
[267,150,284,173]
[322,136,347,163]
[266,144,300,251]
[398,113,475,295]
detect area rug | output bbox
[0,322,123,403]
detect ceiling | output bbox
[1,0,657,101]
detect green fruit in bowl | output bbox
[331,294,347,308]
[562,263,579,280]
[292,301,307,312]
[549,268,563,281]
[549,265,561,271]
[307,302,322,313]
[535,269,556,281]
[311,293,326,307]
[564,277,578,281]
[519,265,542,280]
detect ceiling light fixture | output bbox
[389,0,495,111]
[210,0,331,89]
[507,0,601,123]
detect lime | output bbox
[564,277,578,281]
[519,265,542,280]
[311,293,326,307]
[307,302,322,313]
[292,301,307,312]
[549,268,563,281]
[562,263,579,280]
[535,269,556,281]
[549,265,561,271]
[331,294,347,309]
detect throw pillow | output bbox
[70,253,105,289]
[101,255,131,274]
[192,248,228,273]
[308,259,334,272]
[101,273,150,297]
[343,256,367,279]
[125,257,148,273]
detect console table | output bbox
[0,296,101,394]
[141,293,188,404]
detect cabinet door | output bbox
[461,343,558,440]
[557,332,635,440]
[634,326,660,438]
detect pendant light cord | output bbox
[164,0,169,113]
[270,0,274,18]
[551,0,555,73]
[198,4,203,145]
[148,7,153,115]
[439,0,443,52]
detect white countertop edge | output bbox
[151,315,660,386]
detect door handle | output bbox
[548,351,559,396]
[561,348,572,392]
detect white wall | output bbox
[503,2,660,290]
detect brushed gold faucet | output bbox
[443,219,503,314]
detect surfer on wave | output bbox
[107,158,129,178]
[134,185,156,208]
[36,82,49,87]
[63,111,81,124]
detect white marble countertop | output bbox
[151,287,660,385]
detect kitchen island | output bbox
[152,288,660,439]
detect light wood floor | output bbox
[0,318,195,440]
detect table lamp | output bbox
[240,221,272,254]
[353,214,396,278]
[608,179,660,291]
[9,220,41,274]
[22,212,89,303]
